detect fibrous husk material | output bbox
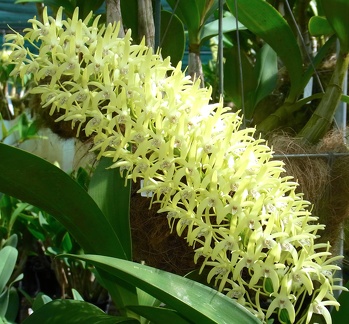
[130,180,197,275]
[269,130,349,253]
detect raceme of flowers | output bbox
[4,7,344,323]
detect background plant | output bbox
[0,234,23,324]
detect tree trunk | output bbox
[138,0,155,49]
[106,0,125,37]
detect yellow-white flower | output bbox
[4,7,346,323]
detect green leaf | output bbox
[32,293,52,312]
[226,0,303,100]
[9,202,29,233]
[0,116,9,141]
[76,0,105,19]
[184,268,213,287]
[331,281,349,323]
[3,234,18,249]
[160,10,185,67]
[72,288,84,301]
[0,144,138,312]
[300,34,337,95]
[321,0,349,52]
[341,94,349,104]
[0,246,17,293]
[15,0,75,16]
[0,143,125,260]
[62,254,261,324]
[61,232,73,252]
[167,0,201,44]
[308,16,334,37]
[120,0,138,42]
[136,287,160,311]
[224,46,256,114]
[0,247,19,319]
[253,44,278,108]
[126,305,190,324]
[279,308,291,324]
[25,120,41,139]
[0,290,9,319]
[88,157,132,260]
[196,0,219,23]
[200,15,247,45]
[4,287,19,323]
[22,299,139,324]
[27,226,46,241]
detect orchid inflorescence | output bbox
[4,7,345,323]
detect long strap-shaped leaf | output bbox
[88,157,132,260]
[0,143,125,259]
[62,254,261,324]
[226,0,303,101]
[0,143,139,312]
[321,0,349,52]
[21,299,138,324]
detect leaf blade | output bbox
[226,0,303,99]
[62,254,260,324]
[22,299,139,324]
[88,157,132,260]
[0,143,125,259]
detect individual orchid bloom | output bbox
[4,7,346,323]
[289,249,315,295]
[24,7,55,42]
[248,254,285,294]
[267,276,296,323]
[305,279,340,324]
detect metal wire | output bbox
[273,152,349,159]
[218,0,224,97]
[234,0,246,128]
[284,0,325,93]
[159,0,180,49]
[154,0,161,51]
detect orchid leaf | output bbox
[4,287,19,323]
[126,305,190,324]
[0,144,139,311]
[253,43,278,111]
[200,15,246,45]
[309,16,334,37]
[32,293,52,312]
[0,246,17,294]
[0,143,125,259]
[224,46,256,115]
[196,0,219,25]
[167,0,201,44]
[341,94,349,104]
[15,0,75,16]
[120,0,139,42]
[321,0,349,52]
[61,254,260,324]
[22,300,139,324]
[160,10,185,66]
[331,281,349,323]
[88,157,132,260]
[226,0,303,99]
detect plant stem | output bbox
[188,45,204,87]
[297,51,349,145]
